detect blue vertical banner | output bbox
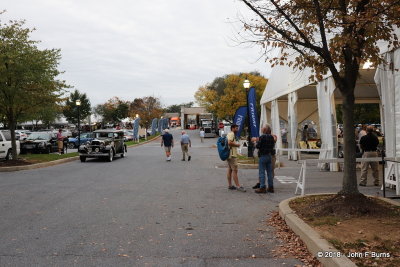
[247,87,260,138]
[158,118,162,133]
[233,106,248,138]
[163,118,168,130]
[133,117,141,140]
[151,118,157,136]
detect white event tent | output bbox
[260,34,400,174]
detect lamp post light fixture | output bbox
[135,114,139,141]
[76,99,81,147]
[243,79,253,157]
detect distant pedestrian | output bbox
[301,125,308,142]
[226,124,246,192]
[359,126,379,186]
[199,128,205,143]
[281,128,288,148]
[57,129,64,155]
[180,131,191,161]
[254,125,275,193]
[358,125,367,141]
[161,129,174,161]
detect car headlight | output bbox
[38,142,45,147]
[95,148,100,152]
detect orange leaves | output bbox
[194,73,267,120]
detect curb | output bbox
[279,195,356,267]
[279,194,400,267]
[0,156,78,172]
[0,135,161,172]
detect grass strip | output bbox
[20,152,79,163]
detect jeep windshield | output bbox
[27,132,51,140]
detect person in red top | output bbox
[57,129,64,155]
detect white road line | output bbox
[275,176,297,184]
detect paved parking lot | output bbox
[0,128,397,266]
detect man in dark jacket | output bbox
[254,125,275,193]
[359,125,379,186]
[161,129,174,161]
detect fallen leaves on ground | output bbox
[268,211,321,267]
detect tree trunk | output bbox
[8,119,18,160]
[339,89,360,195]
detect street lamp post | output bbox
[243,79,253,158]
[135,114,141,141]
[76,100,81,147]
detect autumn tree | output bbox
[130,96,163,131]
[63,89,91,125]
[94,97,129,125]
[0,17,67,159]
[239,0,400,196]
[195,72,267,120]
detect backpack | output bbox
[217,136,230,161]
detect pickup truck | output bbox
[0,130,20,160]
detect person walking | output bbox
[161,129,174,161]
[254,125,276,193]
[301,125,308,147]
[226,124,246,192]
[199,128,205,143]
[57,129,64,155]
[359,126,380,186]
[252,126,277,190]
[180,131,191,161]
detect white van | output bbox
[0,130,20,160]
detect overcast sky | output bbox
[2,0,270,107]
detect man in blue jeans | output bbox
[255,125,275,193]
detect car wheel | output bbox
[107,150,113,162]
[68,143,75,149]
[80,156,86,162]
[6,149,13,160]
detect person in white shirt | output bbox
[199,128,205,143]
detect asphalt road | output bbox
[0,129,301,267]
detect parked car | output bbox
[123,129,134,141]
[67,132,95,148]
[78,129,127,162]
[15,130,31,141]
[20,132,60,154]
[0,130,20,160]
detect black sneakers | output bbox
[228,185,237,190]
[252,183,260,189]
[188,156,191,161]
